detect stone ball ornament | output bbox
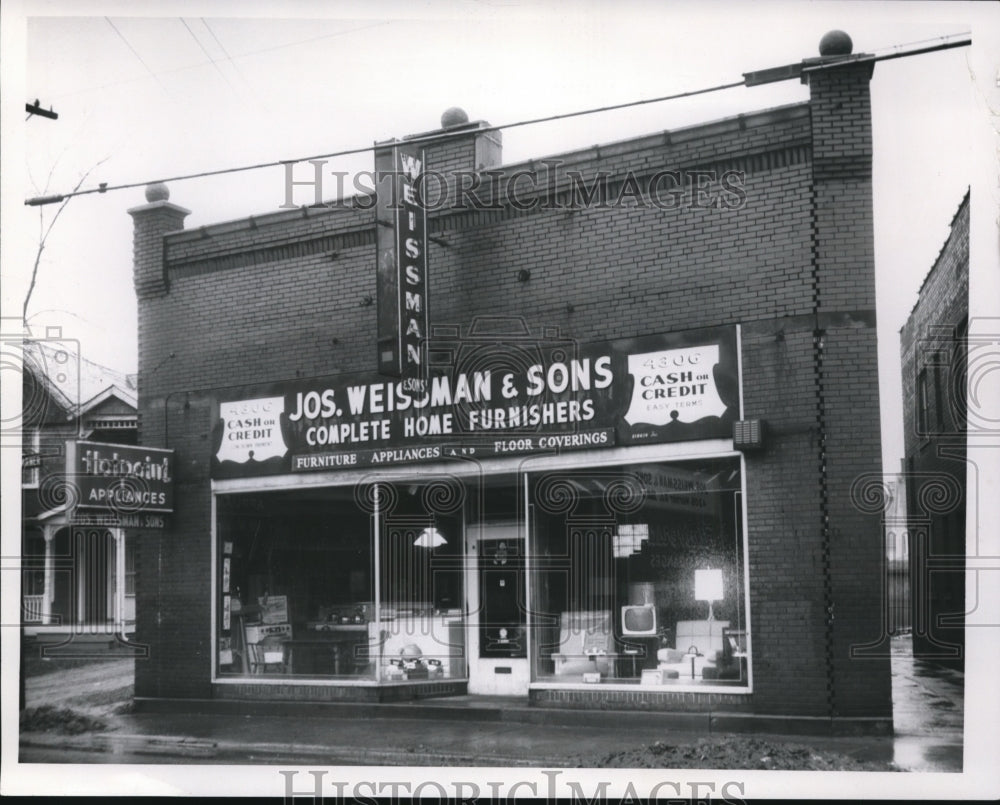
[441,107,470,128]
[819,30,853,57]
[145,182,170,202]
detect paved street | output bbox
[19,636,963,771]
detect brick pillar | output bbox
[403,108,502,210]
[803,41,892,719]
[127,183,189,299]
[127,182,188,452]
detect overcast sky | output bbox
[2,0,993,475]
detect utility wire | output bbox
[25,34,972,207]
[105,17,169,95]
[870,31,971,56]
[50,21,392,101]
[200,18,253,94]
[180,18,240,97]
[25,79,746,206]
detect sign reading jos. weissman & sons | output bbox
[210,325,740,479]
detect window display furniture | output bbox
[247,635,288,674]
[551,610,614,678]
[702,627,748,681]
[656,619,730,680]
[370,609,466,680]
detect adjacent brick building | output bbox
[127,33,892,733]
[899,191,969,666]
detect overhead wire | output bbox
[179,18,240,98]
[24,78,747,206]
[200,18,255,96]
[50,20,393,101]
[869,31,971,56]
[104,17,170,95]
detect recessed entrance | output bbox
[466,522,528,695]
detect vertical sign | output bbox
[375,141,429,394]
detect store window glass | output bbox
[529,457,748,687]
[216,480,466,682]
[376,479,465,682]
[216,487,377,679]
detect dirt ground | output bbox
[22,657,134,717]
[574,735,897,771]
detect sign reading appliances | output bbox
[211,326,739,478]
[66,440,175,513]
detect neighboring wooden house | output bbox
[21,339,139,635]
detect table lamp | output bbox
[694,568,724,622]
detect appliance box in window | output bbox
[259,595,289,624]
[245,623,292,643]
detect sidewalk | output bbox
[19,636,962,770]
[888,636,963,773]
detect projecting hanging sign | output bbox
[375,140,429,391]
[65,440,174,513]
[209,325,740,479]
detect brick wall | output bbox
[805,60,890,717]
[899,192,969,663]
[131,71,889,722]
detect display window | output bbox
[376,482,466,681]
[215,482,466,682]
[528,456,748,688]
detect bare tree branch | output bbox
[22,157,110,322]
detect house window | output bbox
[22,429,41,487]
[917,369,930,436]
[125,538,136,596]
[952,317,968,432]
[22,533,46,596]
[932,365,946,431]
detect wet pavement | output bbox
[888,637,963,773]
[18,635,963,771]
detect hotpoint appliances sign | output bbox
[210,325,740,479]
[65,440,175,515]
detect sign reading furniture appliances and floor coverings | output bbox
[211,326,740,479]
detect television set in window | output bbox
[621,604,657,636]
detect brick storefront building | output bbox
[900,191,969,667]
[128,34,891,733]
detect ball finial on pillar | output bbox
[145,182,170,202]
[441,107,470,128]
[819,30,853,57]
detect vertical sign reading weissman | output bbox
[375,141,429,393]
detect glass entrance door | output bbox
[466,522,528,695]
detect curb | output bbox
[19,730,574,767]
